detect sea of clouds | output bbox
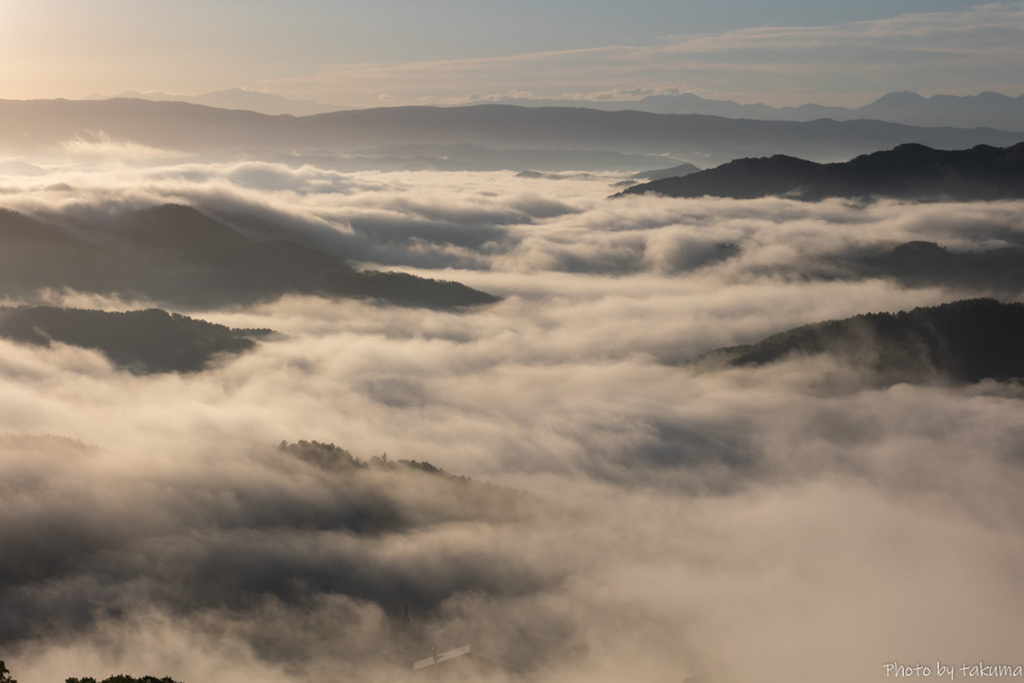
[1,154,1023,683]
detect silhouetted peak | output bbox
[890,241,948,256]
[888,142,934,155]
[974,91,1014,103]
[870,91,927,106]
[729,154,815,170]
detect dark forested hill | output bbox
[0,306,271,373]
[618,143,1024,200]
[619,154,820,199]
[0,205,499,308]
[694,299,1024,385]
[846,241,1024,294]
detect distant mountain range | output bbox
[92,89,1024,133]
[491,91,1024,133]
[89,88,345,116]
[0,306,270,373]
[616,142,1024,201]
[1,99,1021,168]
[0,204,499,309]
[696,299,1024,385]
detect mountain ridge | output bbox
[90,88,345,116]
[694,299,1024,386]
[0,306,270,374]
[94,88,1024,132]
[0,204,500,309]
[485,90,1024,132]
[616,142,1024,201]
[1,98,1021,168]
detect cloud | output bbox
[2,158,1024,682]
[433,85,717,106]
[261,3,1024,107]
[61,131,189,162]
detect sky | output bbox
[1,0,1022,107]
[2,4,1024,682]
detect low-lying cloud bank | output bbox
[1,157,1023,683]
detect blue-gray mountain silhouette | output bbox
[1,99,1022,168]
[490,91,1024,132]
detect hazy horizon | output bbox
[1,2,1022,108]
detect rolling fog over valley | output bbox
[1,145,1023,682]
[3,4,1024,677]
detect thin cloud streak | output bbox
[260,3,1024,106]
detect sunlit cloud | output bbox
[61,131,190,161]
[2,155,1024,683]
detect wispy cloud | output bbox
[262,3,1024,107]
[61,131,189,161]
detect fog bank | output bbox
[1,157,1022,682]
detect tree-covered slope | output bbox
[0,306,271,373]
[696,299,1024,384]
[0,205,499,308]
[618,143,1024,201]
